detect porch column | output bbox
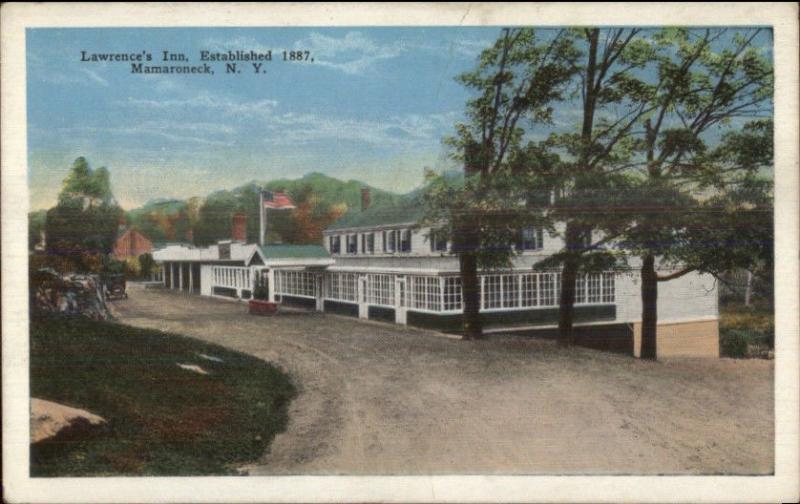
[171,263,177,289]
[178,262,184,291]
[162,263,168,287]
[189,263,194,293]
[315,273,324,311]
[267,269,276,302]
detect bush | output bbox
[720,329,750,358]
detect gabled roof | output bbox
[326,197,424,231]
[246,244,334,267]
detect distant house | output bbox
[112,229,153,259]
[153,189,720,358]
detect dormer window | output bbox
[399,229,411,253]
[430,229,448,252]
[346,234,358,254]
[329,235,342,254]
[363,233,375,254]
[384,230,396,253]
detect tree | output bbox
[547,28,661,347]
[618,28,773,359]
[44,157,124,271]
[424,27,579,339]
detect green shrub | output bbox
[721,329,751,358]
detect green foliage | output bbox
[30,314,296,475]
[720,329,750,358]
[44,158,125,270]
[138,253,156,278]
[28,209,47,249]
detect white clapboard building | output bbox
[153,189,720,357]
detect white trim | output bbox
[628,315,721,325]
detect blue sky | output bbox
[27,27,506,209]
[26,27,772,210]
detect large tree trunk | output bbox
[557,222,582,346]
[640,254,658,359]
[558,257,578,347]
[460,253,482,339]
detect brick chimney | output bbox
[232,212,247,242]
[361,187,371,212]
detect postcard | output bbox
[2,2,798,503]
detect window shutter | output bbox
[537,228,544,250]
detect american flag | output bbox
[262,190,296,210]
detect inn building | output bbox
[153,189,720,358]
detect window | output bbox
[329,235,341,254]
[483,275,502,309]
[324,272,358,302]
[346,234,357,254]
[587,274,602,303]
[399,229,412,253]
[364,233,375,254]
[521,274,538,307]
[518,227,544,251]
[576,275,586,304]
[540,273,557,306]
[430,229,448,252]
[502,275,520,308]
[602,272,615,303]
[275,270,315,298]
[384,230,396,253]
[443,276,462,311]
[407,275,441,311]
[366,274,394,306]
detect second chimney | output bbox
[232,212,247,243]
[360,187,371,212]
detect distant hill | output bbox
[123,172,409,246]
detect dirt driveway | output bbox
[111,285,773,475]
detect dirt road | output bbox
[112,285,773,475]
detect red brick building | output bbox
[112,229,153,259]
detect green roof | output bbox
[326,197,424,231]
[258,244,331,259]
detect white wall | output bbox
[614,269,718,324]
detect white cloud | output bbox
[122,91,279,118]
[293,31,405,75]
[82,69,109,87]
[203,35,273,54]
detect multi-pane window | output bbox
[408,275,441,311]
[324,272,358,302]
[346,234,358,254]
[212,266,250,289]
[275,270,315,298]
[502,275,520,308]
[483,276,502,309]
[521,274,538,307]
[518,227,544,251]
[443,276,462,311]
[329,235,341,254]
[540,272,557,306]
[602,272,615,303]
[366,274,394,306]
[576,274,586,304]
[587,273,602,303]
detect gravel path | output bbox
[111,285,774,475]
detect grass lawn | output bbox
[30,314,296,476]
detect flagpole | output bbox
[259,190,265,246]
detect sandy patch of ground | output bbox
[31,398,106,443]
[112,286,773,475]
